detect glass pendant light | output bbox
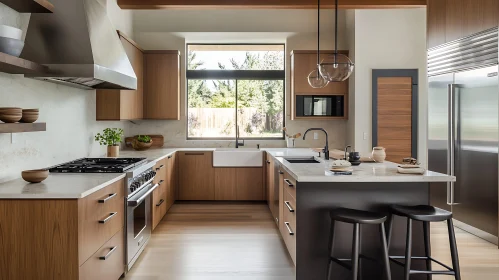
[307,0,329,88]
[319,0,354,82]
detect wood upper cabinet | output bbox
[178,151,215,200]
[427,0,499,49]
[96,31,144,120]
[144,51,181,120]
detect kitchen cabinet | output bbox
[165,153,177,211]
[215,168,237,200]
[0,0,54,13]
[265,153,275,212]
[144,51,181,120]
[427,0,499,49]
[96,31,144,120]
[178,151,215,200]
[236,168,264,201]
[290,50,349,120]
[0,179,126,280]
[278,167,297,265]
[152,157,168,230]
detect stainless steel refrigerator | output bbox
[428,27,499,244]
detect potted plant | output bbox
[132,135,153,151]
[95,128,124,157]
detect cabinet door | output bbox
[265,154,274,209]
[144,52,180,120]
[215,168,237,200]
[178,152,215,200]
[292,52,348,95]
[236,168,264,201]
[165,154,176,212]
[152,158,168,230]
[427,0,447,49]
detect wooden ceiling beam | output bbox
[117,0,426,10]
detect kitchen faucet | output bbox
[236,125,245,148]
[303,128,330,160]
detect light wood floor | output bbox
[125,203,499,280]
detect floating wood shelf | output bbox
[0,52,47,75]
[0,123,46,133]
[0,0,54,13]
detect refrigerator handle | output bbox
[447,84,456,205]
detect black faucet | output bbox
[303,128,329,160]
[236,125,245,148]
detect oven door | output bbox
[126,181,158,270]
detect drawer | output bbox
[152,182,167,230]
[283,171,296,199]
[79,228,125,280]
[283,189,296,225]
[78,179,125,266]
[281,216,296,265]
[154,158,168,184]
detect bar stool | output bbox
[327,208,392,280]
[386,205,461,280]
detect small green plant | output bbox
[95,128,124,146]
[137,135,152,143]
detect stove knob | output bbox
[130,182,140,191]
[151,171,157,178]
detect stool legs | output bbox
[423,221,432,280]
[326,220,336,280]
[379,222,392,280]
[351,223,360,280]
[404,219,413,280]
[447,219,461,280]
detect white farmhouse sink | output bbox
[213,148,263,167]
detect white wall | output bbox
[131,9,348,149]
[0,0,132,183]
[346,9,428,165]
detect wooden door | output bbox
[178,152,215,200]
[373,70,418,163]
[236,168,264,201]
[214,168,237,200]
[144,51,180,120]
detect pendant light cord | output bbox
[317,0,320,68]
[334,0,338,63]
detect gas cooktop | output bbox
[49,158,147,173]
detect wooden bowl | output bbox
[21,169,49,183]
[0,113,22,123]
[131,139,153,151]
[20,110,39,123]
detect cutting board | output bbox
[125,135,164,148]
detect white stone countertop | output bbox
[264,148,456,183]
[0,147,455,199]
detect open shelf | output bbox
[0,123,46,133]
[0,52,47,75]
[0,0,54,13]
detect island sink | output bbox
[284,157,320,164]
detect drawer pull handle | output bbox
[185,152,205,156]
[156,164,165,171]
[158,179,165,185]
[284,201,295,212]
[98,193,117,203]
[266,160,271,164]
[156,199,165,207]
[285,222,295,236]
[168,155,172,159]
[99,212,118,224]
[279,170,284,174]
[99,246,117,260]
[284,179,294,188]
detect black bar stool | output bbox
[327,208,392,280]
[386,205,461,280]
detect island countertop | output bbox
[264,148,456,183]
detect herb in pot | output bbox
[137,135,152,143]
[95,128,124,146]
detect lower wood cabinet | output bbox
[214,167,264,201]
[165,153,177,210]
[178,151,215,200]
[0,179,126,280]
[152,157,168,230]
[279,167,297,265]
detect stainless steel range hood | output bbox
[20,0,137,90]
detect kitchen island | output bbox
[264,148,455,280]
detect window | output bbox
[187,44,285,139]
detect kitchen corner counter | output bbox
[264,148,456,183]
[0,173,125,199]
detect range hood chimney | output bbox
[21,0,137,90]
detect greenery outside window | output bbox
[187,44,285,139]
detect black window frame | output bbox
[186,43,286,141]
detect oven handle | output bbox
[127,183,159,207]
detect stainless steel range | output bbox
[49,157,159,271]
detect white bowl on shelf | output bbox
[0,25,22,40]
